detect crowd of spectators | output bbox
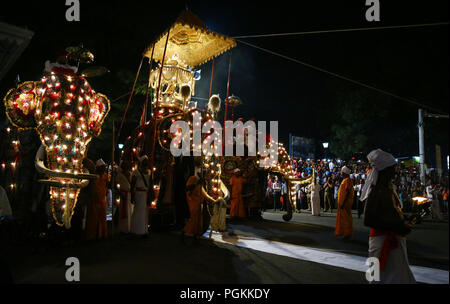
[265,157,449,217]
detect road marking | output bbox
[204,230,449,284]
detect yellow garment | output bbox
[184,176,204,236]
[335,177,354,237]
[86,173,108,240]
[230,176,246,218]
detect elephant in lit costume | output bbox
[3,49,110,228]
[120,66,306,230]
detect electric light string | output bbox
[237,39,447,115]
[0,126,20,192]
[232,22,449,39]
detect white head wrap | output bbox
[96,159,106,167]
[341,166,351,175]
[138,155,149,163]
[360,149,397,201]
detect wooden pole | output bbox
[208,58,215,99]
[151,28,171,167]
[111,120,115,238]
[116,58,144,143]
[154,29,171,118]
[223,51,233,126]
[142,44,155,125]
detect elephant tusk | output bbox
[219,180,230,201]
[37,178,90,188]
[35,145,98,180]
[35,159,98,181]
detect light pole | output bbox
[418,109,425,185]
[322,142,329,160]
[418,108,449,185]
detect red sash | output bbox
[370,229,400,271]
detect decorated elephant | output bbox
[3,47,110,228]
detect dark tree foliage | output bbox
[329,90,389,159]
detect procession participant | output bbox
[361,149,415,284]
[280,179,288,211]
[272,176,282,210]
[310,178,321,216]
[230,168,247,218]
[70,158,94,242]
[131,156,153,237]
[335,166,354,240]
[443,187,449,215]
[183,161,219,243]
[86,159,108,240]
[298,187,306,211]
[116,161,133,233]
[210,180,230,233]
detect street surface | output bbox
[6,210,449,284]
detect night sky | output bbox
[1,0,448,162]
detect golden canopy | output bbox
[143,10,237,68]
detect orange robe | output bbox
[335,177,354,236]
[230,176,246,218]
[184,176,204,236]
[86,173,108,240]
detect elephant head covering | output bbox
[360,149,397,201]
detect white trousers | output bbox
[368,235,416,284]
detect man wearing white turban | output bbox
[363,149,415,283]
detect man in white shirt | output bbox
[426,184,434,200]
[272,177,282,210]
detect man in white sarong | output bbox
[362,149,416,284]
[309,178,321,216]
[116,162,133,233]
[131,156,153,236]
